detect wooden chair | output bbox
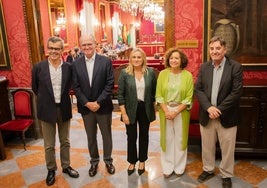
[0,89,37,150]
[112,63,128,98]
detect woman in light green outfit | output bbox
[155,48,194,178]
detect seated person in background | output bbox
[115,40,123,50]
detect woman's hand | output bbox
[122,114,130,125]
[165,110,178,120]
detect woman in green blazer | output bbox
[117,48,157,176]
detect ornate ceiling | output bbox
[50,0,165,9]
[112,0,164,7]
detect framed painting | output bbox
[204,0,267,70]
[0,0,11,70]
[154,23,164,33]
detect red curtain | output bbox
[76,0,83,12]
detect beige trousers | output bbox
[41,107,70,170]
[200,119,237,178]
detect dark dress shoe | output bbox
[46,170,55,186]
[138,163,145,175]
[127,164,135,176]
[222,178,232,188]
[138,167,145,176]
[197,171,215,183]
[106,163,115,174]
[63,166,79,178]
[89,164,98,177]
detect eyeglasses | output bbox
[48,47,62,51]
[81,43,93,47]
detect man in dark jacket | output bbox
[32,36,79,186]
[195,36,243,188]
[72,34,115,177]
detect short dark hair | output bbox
[47,36,64,48]
[164,48,188,69]
[209,36,226,47]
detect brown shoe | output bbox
[88,164,98,177]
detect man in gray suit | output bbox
[32,36,79,186]
[195,36,243,188]
[72,34,115,177]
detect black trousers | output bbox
[126,101,150,164]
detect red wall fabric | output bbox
[174,0,204,81]
[0,0,31,87]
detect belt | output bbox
[167,102,180,107]
[137,99,144,103]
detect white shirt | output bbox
[85,53,96,86]
[135,76,145,101]
[48,60,63,103]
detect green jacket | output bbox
[118,67,157,124]
[156,68,194,152]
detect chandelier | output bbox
[143,3,164,24]
[119,0,151,16]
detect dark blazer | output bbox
[117,67,157,124]
[194,57,243,128]
[72,54,114,115]
[32,60,72,123]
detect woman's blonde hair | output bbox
[125,48,148,75]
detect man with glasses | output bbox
[32,36,79,186]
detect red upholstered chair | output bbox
[69,89,75,103]
[0,89,37,150]
[188,98,201,145]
